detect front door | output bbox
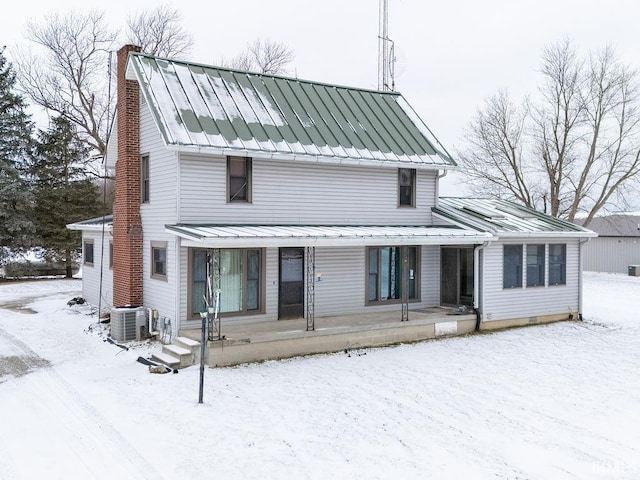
[441,247,474,307]
[279,248,304,319]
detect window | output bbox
[151,242,167,280]
[398,168,416,207]
[367,246,418,303]
[503,245,522,288]
[227,156,252,202]
[190,248,263,318]
[83,240,94,266]
[549,244,566,285]
[141,154,150,203]
[527,244,545,287]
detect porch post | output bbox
[306,246,315,331]
[401,246,409,322]
[207,249,222,341]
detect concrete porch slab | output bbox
[179,308,477,368]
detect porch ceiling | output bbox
[165,224,495,247]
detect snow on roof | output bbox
[125,52,455,168]
[165,224,495,248]
[433,198,597,237]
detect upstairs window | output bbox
[228,156,252,202]
[141,154,150,203]
[398,168,416,207]
[526,244,545,287]
[503,245,522,288]
[549,244,566,285]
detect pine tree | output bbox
[0,46,35,266]
[31,115,104,277]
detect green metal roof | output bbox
[125,52,455,167]
[433,198,597,237]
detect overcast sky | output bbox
[4,0,640,195]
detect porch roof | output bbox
[66,215,113,233]
[165,224,495,248]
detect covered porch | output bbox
[167,223,494,367]
[180,307,477,367]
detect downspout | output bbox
[435,169,447,208]
[578,237,591,321]
[473,241,491,331]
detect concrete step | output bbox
[174,336,200,350]
[173,336,201,364]
[162,344,194,368]
[150,351,180,368]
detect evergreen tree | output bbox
[31,115,104,277]
[0,46,35,266]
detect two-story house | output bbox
[68,45,595,367]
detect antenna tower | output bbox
[377,0,395,91]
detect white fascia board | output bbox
[66,223,112,233]
[167,230,494,248]
[494,231,598,240]
[166,144,452,171]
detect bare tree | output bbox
[457,89,537,207]
[14,6,194,159]
[126,4,193,58]
[14,10,116,157]
[220,38,295,74]
[456,38,640,226]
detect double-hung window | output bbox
[141,154,150,203]
[151,242,167,280]
[367,246,418,303]
[548,244,566,285]
[503,245,523,288]
[83,240,94,266]
[398,168,416,207]
[228,156,252,202]
[526,244,545,287]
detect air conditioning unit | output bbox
[110,306,147,342]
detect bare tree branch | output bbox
[456,89,537,208]
[456,38,640,226]
[220,37,295,74]
[14,10,116,156]
[126,4,193,59]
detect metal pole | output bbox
[401,246,409,322]
[198,311,207,404]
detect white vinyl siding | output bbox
[481,239,580,322]
[178,245,441,331]
[79,231,113,309]
[139,103,179,325]
[179,155,437,225]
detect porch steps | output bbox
[150,351,180,369]
[151,336,201,369]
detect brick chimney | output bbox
[113,45,143,307]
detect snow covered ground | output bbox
[0,272,639,480]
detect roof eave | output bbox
[165,225,496,248]
[169,144,454,170]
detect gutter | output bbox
[473,241,492,331]
[578,237,592,321]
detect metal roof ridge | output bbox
[129,51,403,96]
